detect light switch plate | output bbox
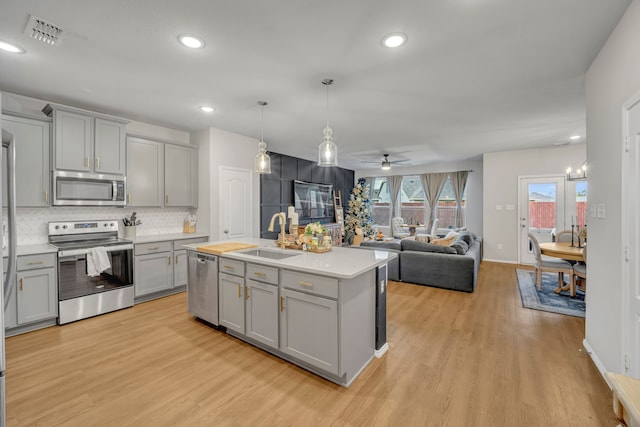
[506,204,515,211]
[496,205,503,211]
[590,204,597,218]
[597,203,605,218]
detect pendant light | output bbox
[318,78,338,167]
[255,101,271,174]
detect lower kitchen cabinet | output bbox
[134,249,173,297]
[245,279,279,349]
[280,287,339,375]
[134,236,207,301]
[218,272,245,333]
[11,253,58,327]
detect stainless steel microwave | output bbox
[52,170,126,206]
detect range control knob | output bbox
[62,225,67,229]
[54,225,60,230]
[104,223,108,227]
[110,223,114,227]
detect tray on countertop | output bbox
[196,242,258,255]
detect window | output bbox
[400,176,425,225]
[576,181,587,227]
[437,176,465,229]
[370,177,391,226]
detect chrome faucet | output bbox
[268,212,287,249]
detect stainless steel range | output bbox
[48,220,134,324]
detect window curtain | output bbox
[450,171,469,228]
[420,172,448,231]
[387,175,403,220]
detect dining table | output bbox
[538,241,585,294]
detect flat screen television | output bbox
[293,180,334,223]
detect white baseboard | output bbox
[583,339,611,389]
[481,258,519,264]
[375,342,389,358]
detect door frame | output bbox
[517,174,567,264]
[621,91,640,377]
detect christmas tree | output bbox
[344,178,376,244]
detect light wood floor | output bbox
[6,262,616,426]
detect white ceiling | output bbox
[0,0,631,170]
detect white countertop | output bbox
[183,238,397,279]
[3,244,58,258]
[128,232,209,244]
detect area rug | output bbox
[516,269,585,318]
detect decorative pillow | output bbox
[432,236,456,246]
[457,232,474,245]
[415,235,430,243]
[401,239,457,254]
[444,230,460,240]
[450,240,469,255]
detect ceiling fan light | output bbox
[381,160,391,170]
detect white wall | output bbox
[202,127,261,241]
[584,0,640,375]
[354,158,484,236]
[482,144,586,263]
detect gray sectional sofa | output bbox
[352,231,482,292]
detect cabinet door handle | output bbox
[28,261,44,265]
[298,281,313,288]
[237,284,241,298]
[19,278,23,291]
[165,195,169,204]
[280,296,285,312]
[127,193,131,204]
[175,255,178,264]
[45,191,49,203]
[85,157,90,168]
[96,157,100,170]
[167,256,171,265]
[223,265,234,270]
[253,272,266,278]
[148,247,159,251]
[245,286,250,300]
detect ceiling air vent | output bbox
[24,15,63,45]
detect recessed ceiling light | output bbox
[0,41,25,53]
[381,33,407,48]
[570,135,581,140]
[200,106,214,113]
[178,34,205,49]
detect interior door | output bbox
[518,176,565,264]
[623,96,640,378]
[219,166,252,240]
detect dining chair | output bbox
[391,217,410,239]
[556,229,582,246]
[528,232,574,292]
[572,245,587,296]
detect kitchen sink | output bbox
[240,249,300,260]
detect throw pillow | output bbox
[432,236,456,246]
[401,239,457,254]
[457,232,474,245]
[444,230,460,240]
[450,240,469,255]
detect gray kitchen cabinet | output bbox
[279,287,339,375]
[164,144,198,207]
[1,114,51,207]
[134,242,173,297]
[44,103,127,174]
[245,278,279,349]
[218,272,245,333]
[173,249,188,287]
[126,136,164,207]
[16,253,57,325]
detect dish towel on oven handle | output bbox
[87,247,111,277]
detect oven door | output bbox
[57,244,134,324]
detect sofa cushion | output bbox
[360,240,402,251]
[450,239,469,255]
[401,239,457,254]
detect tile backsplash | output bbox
[11,207,195,245]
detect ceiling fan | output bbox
[361,154,410,170]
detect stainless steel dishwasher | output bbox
[187,251,219,326]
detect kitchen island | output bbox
[183,238,396,387]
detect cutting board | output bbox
[196,242,258,255]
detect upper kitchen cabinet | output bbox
[126,136,164,207]
[43,103,127,175]
[126,136,198,208]
[1,114,51,207]
[165,144,198,207]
